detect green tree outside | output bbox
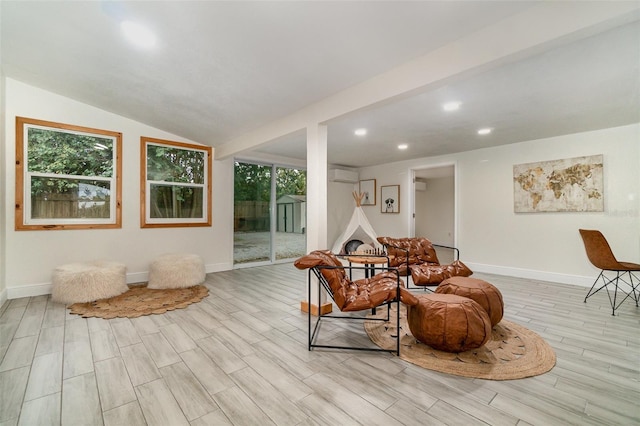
[234,162,306,201]
[27,128,113,195]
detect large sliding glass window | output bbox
[234,162,272,264]
[274,166,307,261]
[234,161,306,266]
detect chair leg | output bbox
[584,271,623,315]
[584,271,606,302]
[396,297,400,356]
[629,271,640,306]
[308,269,313,351]
[610,273,619,316]
[587,270,639,316]
[609,271,640,315]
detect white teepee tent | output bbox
[331,192,383,254]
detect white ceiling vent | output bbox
[329,169,359,183]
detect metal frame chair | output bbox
[305,258,402,355]
[579,229,640,315]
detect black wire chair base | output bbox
[309,344,398,354]
[309,305,400,356]
[584,270,640,315]
[307,266,401,355]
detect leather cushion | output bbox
[410,260,473,285]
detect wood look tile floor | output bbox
[1,264,639,425]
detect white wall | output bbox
[3,79,234,298]
[3,78,638,298]
[354,124,640,286]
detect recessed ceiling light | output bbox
[443,102,461,112]
[354,128,367,136]
[398,144,408,150]
[121,21,156,48]
[477,128,492,135]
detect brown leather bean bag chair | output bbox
[436,277,504,326]
[294,250,418,311]
[407,294,491,352]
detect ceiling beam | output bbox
[215,2,639,160]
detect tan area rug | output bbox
[68,284,209,319]
[365,305,556,380]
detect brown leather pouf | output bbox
[436,277,504,326]
[407,294,492,352]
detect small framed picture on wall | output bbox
[359,179,376,205]
[381,185,400,213]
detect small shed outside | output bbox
[276,195,306,233]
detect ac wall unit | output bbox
[329,169,359,183]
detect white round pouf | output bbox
[148,253,205,289]
[52,261,128,304]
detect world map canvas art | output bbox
[513,154,604,213]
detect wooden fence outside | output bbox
[234,200,270,231]
[31,195,110,219]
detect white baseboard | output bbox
[206,262,233,273]
[4,264,234,300]
[0,288,8,308]
[116,263,232,283]
[7,282,52,299]
[7,272,150,299]
[127,272,148,284]
[466,262,594,288]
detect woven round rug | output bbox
[68,284,209,319]
[364,304,556,380]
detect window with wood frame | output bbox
[15,117,122,230]
[141,137,212,228]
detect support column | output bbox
[300,123,332,315]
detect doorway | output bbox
[233,161,307,266]
[410,164,456,263]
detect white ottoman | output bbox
[52,261,128,304]
[148,253,205,289]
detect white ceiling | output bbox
[2,2,639,168]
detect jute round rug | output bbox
[364,305,556,380]
[68,284,209,319]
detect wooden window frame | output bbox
[140,137,212,228]
[15,116,122,231]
